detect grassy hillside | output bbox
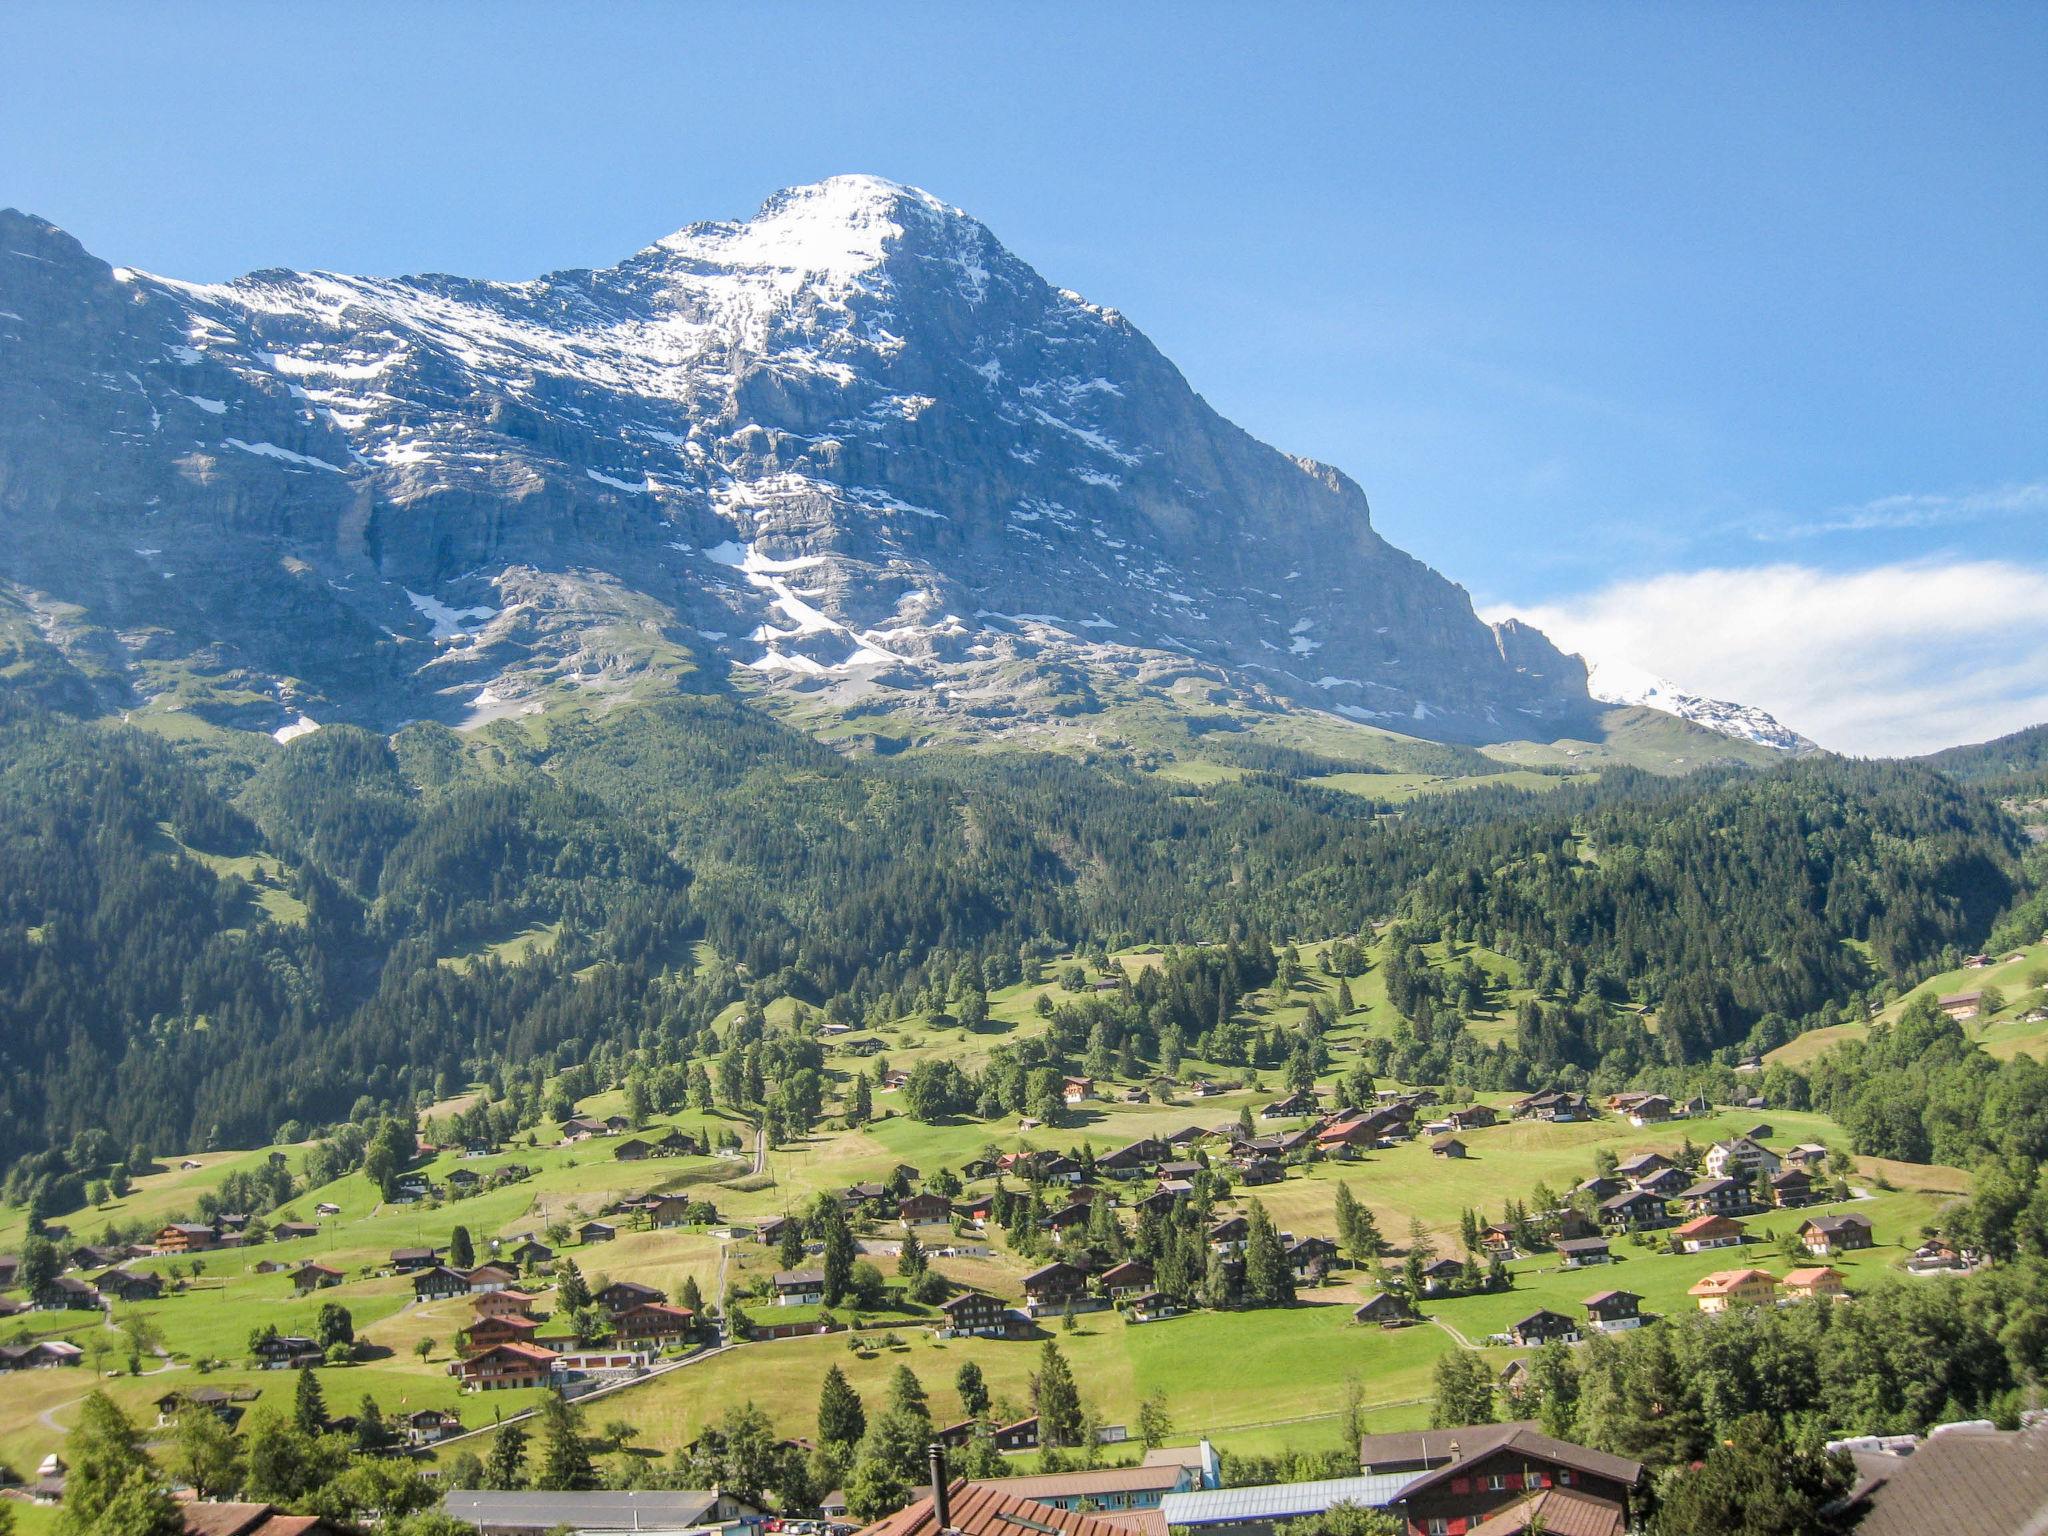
[1767,938,2048,1067]
[0,1026,1968,1485]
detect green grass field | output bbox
[1767,939,2048,1067]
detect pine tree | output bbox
[848,1071,873,1125]
[678,1274,704,1315]
[449,1225,475,1270]
[1429,1349,1497,1428]
[57,1391,181,1536]
[1243,1199,1294,1304]
[896,1229,926,1278]
[779,1218,806,1270]
[555,1259,590,1311]
[955,1360,990,1420]
[818,1364,866,1447]
[484,1421,528,1489]
[888,1364,929,1422]
[821,1206,855,1306]
[292,1365,327,1436]
[1033,1339,1083,1447]
[533,1391,596,1491]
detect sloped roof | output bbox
[1467,1486,1627,1536]
[860,1479,1146,1536]
[1358,1421,1642,1489]
[1841,1426,2048,1536]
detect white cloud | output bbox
[1483,559,2048,757]
[1763,479,2048,540]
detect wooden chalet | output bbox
[290,1262,344,1294]
[1689,1267,1777,1312]
[1673,1214,1747,1253]
[940,1291,1018,1338]
[1782,1266,1846,1301]
[612,1302,695,1345]
[1799,1212,1875,1256]
[1507,1309,1581,1347]
[411,1265,469,1301]
[1021,1261,1088,1313]
[1352,1291,1413,1326]
[451,1340,558,1391]
[1582,1289,1643,1332]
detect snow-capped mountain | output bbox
[1587,662,1813,753]
[0,176,1599,743]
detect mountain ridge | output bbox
[0,178,1784,759]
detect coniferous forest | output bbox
[0,685,2035,1184]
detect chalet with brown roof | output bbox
[1554,1237,1612,1268]
[1127,1290,1181,1323]
[1673,1213,1746,1253]
[593,1278,663,1313]
[1022,1261,1088,1313]
[939,1290,1014,1338]
[1582,1289,1643,1332]
[1613,1151,1671,1179]
[252,1334,322,1370]
[1262,1091,1318,1119]
[1799,1212,1875,1256]
[899,1191,953,1224]
[774,1269,826,1306]
[389,1246,438,1272]
[1598,1189,1669,1231]
[464,1313,541,1354]
[1770,1167,1817,1207]
[290,1262,344,1294]
[94,1268,163,1303]
[34,1274,99,1311]
[1676,1175,1750,1216]
[1431,1134,1468,1159]
[1097,1259,1154,1297]
[1357,1421,1644,1534]
[411,1265,469,1301]
[1507,1308,1580,1347]
[577,1219,617,1244]
[451,1340,558,1391]
[1207,1215,1249,1252]
[1062,1076,1095,1105]
[1097,1138,1168,1178]
[1938,990,1985,1020]
[1467,1486,1628,1536]
[471,1286,539,1320]
[156,1223,218,1253]
[1352,1291,1412,1326]
[612,1302,696,1345]
[1286,1235,1339,1278]
[270,1221,319,1242]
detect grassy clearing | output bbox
[1767,940,2048,1067]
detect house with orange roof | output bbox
[1689,1267,1777,1313]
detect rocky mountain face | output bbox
[0,176,1604,744]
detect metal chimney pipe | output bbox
[930,1443,951,1530]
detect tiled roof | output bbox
[1842,1427,2048,1536]
[984,1465,1187,1499]
[1358,1422,1643,1490]
[1467,1487,1627,1536]
[860,1479,1146,1536]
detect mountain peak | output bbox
[652,174,979,283]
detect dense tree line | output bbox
[0,688,2033,1179]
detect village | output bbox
[0,934,2031,1536]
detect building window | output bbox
[1486,1475,1506,1491]
[1426,1520,1448,1536]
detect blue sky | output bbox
[3,2,2043,751]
